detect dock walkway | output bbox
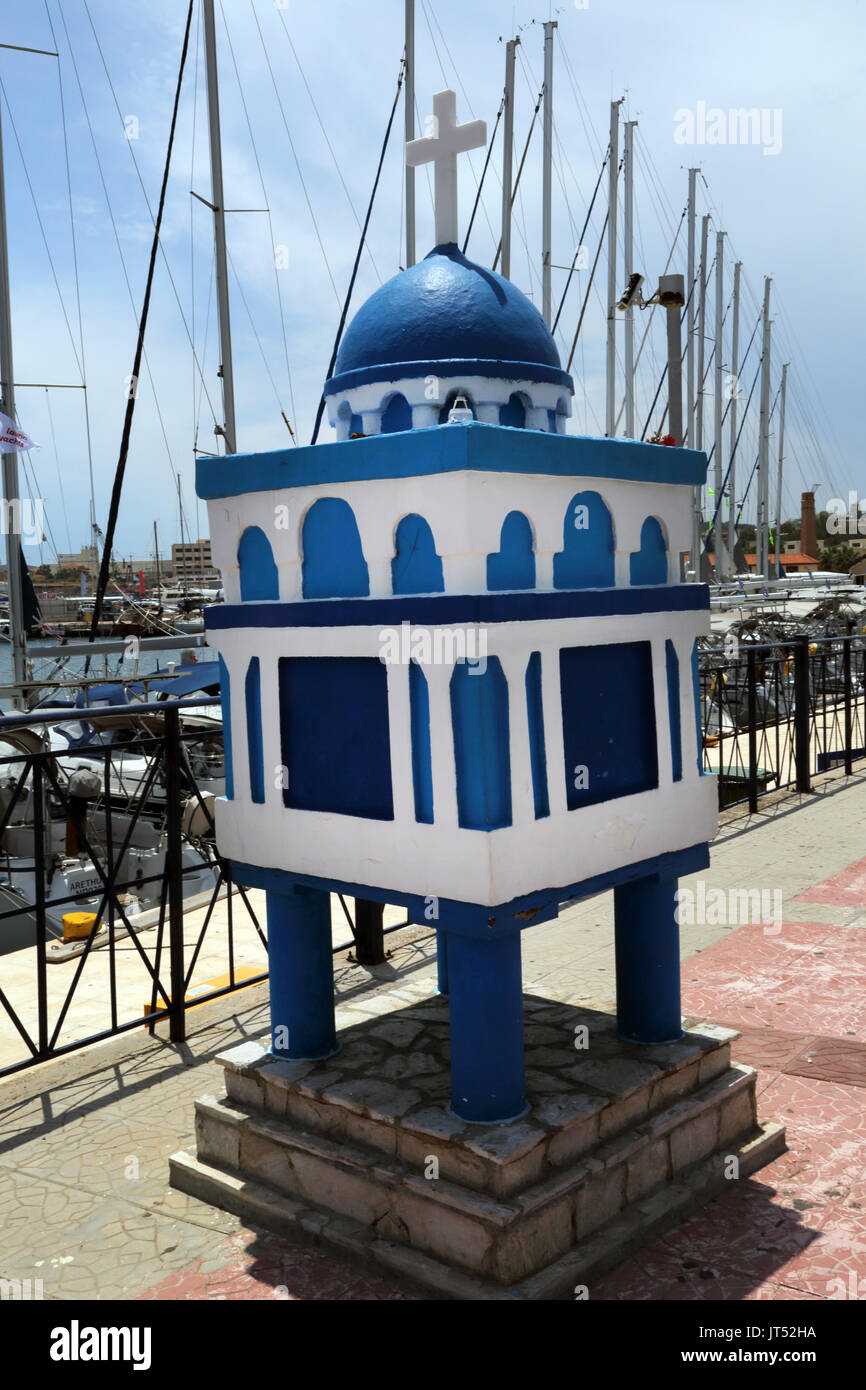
[1,770,865,1300]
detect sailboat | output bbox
[0,16,233,957]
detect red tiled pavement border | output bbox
[794,854,866,908]
[135,1227,416,1301]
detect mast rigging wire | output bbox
[220,1,299,438]
[551,148,609,335]
[565,211,608,372]
[309,58,406,447]
[88,1,195,651]
[463,96,504,255]
[55,0,219,516]
[270,0,382,285]
[249,0,343,310]
[420,0,498,249]
[76,0,222,432]
[42,0,98,541]
[492,82,544,273]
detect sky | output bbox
[0,0,863,563]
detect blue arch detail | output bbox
[350,412,364,435]
[218,656,234,799]
[391,514,444,595]
[238,526,279,603]
[450,657,512,830]
[665,640,682,784]
[630,517,668,586]
[245,657,265,804]
[381,393,412,434]
[553,491,615,590]
[409,662,434,824]
[487,511,535,592]
[525,652,549,819]
[499,393,527,429]
[302,498,369,599]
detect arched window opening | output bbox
[302,498,369,599]
[391,513,444,595]
[238,526,279,603]
[553,491,615,590]
[487,510,535,591]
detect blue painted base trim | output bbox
[436,927,449,996]
[266,885,337,1060]
[229,841,710,941]
[445,930,526,1122]
[613,874,682,1044]
[206,583,709,635]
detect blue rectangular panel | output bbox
[278,657,394,820]
[560,642,658,810]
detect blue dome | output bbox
[324,244,572,397]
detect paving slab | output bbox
[1,770,866,1299]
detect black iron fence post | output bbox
[794,634,812,794]
[353,898,386,965]
[746,647,758,814]
[164,707,186,1042]
[32,759,49,1057]
[714,663,727,807]
[844,637,854,777]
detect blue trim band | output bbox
[228,841,711,940]
[324,358,574,396]
[204,584,710,634]
[195,422,709,499]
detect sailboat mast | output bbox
[0,96,27,703]
[154,520,162,600]
[686,169,698,446]
[696,213,709,453]
[756,277,773,578]
[727,260,741,568]
[605,99,622,437]
[202,0,237,456]
[178,474,188,600]
[500,37,518,281]
[714,228,727,578]
[404,0,416,269]
[687,168,701,578]
[541,20,557,327]
[623,119,637,437]
[775,362,788,578]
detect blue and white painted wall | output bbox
[198,423,716,914]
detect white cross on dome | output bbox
[406,90,486,247]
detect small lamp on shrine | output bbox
[448,395,474,424]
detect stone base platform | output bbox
[170,995,785,1300]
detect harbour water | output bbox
[0,637,215,713]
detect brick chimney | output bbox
[801,491,817,560]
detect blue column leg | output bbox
[614,874,682,1044]
[266,885,337,1060]
[436,927,449,996]
[446,931,526,1122]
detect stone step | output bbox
[190,1061,761,1285]
[170,1116,786,1300]
[217,1022,735,1200]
